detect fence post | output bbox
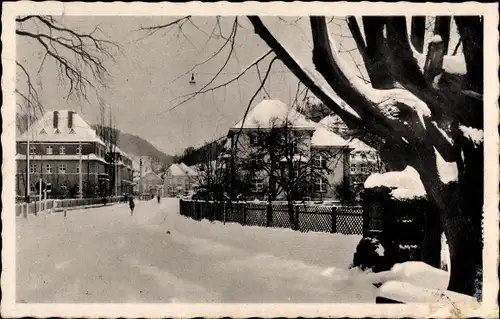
[23,203,28,219]
[331,206,338,233]
[242,203,247,226]
[223,201,227,224]
[294,205,299,231]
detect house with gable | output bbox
[16,110,113,198]
[222,99,352,201]
[163,163,189,196]
[137,170,164,196]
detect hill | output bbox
[90,125,174,168]
[174,137,226,166]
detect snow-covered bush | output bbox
[353,184,428,272]
[351,236,392,272]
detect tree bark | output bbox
[410,16,426,53]
[361,17,395,89]
[434,16,451,54]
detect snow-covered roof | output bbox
[178,162,198,176]
[17,110,106,146]
[167,164,186,176]
[364,166,426,200]
[140,170,163,181]
[312,116,350,147]
[231,99,316,130]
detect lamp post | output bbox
[78,140,83,199]
[26,110,30,203]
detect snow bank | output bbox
[434,147,459,184]
[364,166,426,199]
[459,125,483,147]
[378,280,480,306]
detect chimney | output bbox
[53,111,59,128]
[68,111,73,128]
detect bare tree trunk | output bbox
[410,16,426,53]
[434,16,451,54]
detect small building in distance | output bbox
[137,170,164,197]
[163,163,188,196]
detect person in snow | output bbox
[129,196,135,216]
[157,193,161,204]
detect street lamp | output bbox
[189,73,196,85]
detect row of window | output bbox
[29,145,82,155]
[251,177,329,193]
[28,181,87,193]
[30,163,82,174]
[247,154,328,168]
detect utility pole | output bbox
[78,140,83,199]
[139,157,143,194]
[26,110,30,203]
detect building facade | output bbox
[223,100,351,202]
[16,110,134,199]
[137,170,164,196]
[163,163,195,196]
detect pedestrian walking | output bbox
[157,194,161,204]
[129,196,135,216]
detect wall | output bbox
[310,146,350,201]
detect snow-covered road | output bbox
[16,198,377,303]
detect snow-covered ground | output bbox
[16,198,381,303]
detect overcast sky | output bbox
[16,16,459,155]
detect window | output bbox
[76,165,80,174]
[76,145,82,154]
[29,145,36,155]
[59,164,66,174]
[249,154,263,169]
[290,142,298,155]
[46,146,53,155]
[29,163,37,174]
[252,178,264,193]
[61,182,68,192]
[315,177,328,193]
[30,183,35,193]
[248,133,259,146]
[315,154,327,169]
[45,164,53,174]
[59,145,66,154]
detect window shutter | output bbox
[68,111,73,128]
[53,111,59,128]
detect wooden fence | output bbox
[179,199,364,235]
[15,196,126,217]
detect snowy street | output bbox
[16,198,378,303]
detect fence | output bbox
[179,199,364,235]
[15,196,126,217]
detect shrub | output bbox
[334,179,357,205]
[351,236,391,272]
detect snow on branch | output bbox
[247,16,363,130]
[408,31,467,75]
[459,125,484,148]
[310,17,431,144]
[434,147,459,184]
